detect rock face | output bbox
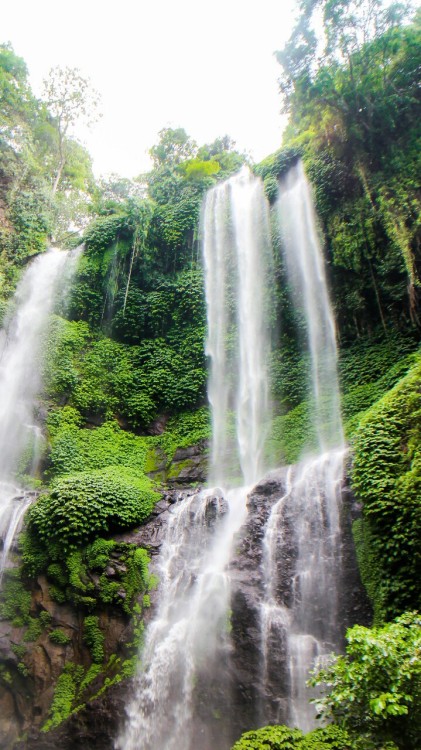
[145,440,209,487]
[0,470,370,749]
[228,469,372,741]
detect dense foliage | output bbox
[311,612,421,750]
[26,468,157,553]
[351,353,421,620]
[231,724,354,749]
[274,2,420,340]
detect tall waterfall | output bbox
[260,161,346,731]
[118,168,272,750]
[204,167,271,485]
[277,160,343,453]
[0,249,76,578]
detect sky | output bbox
[2,0,297,178]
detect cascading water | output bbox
[260,161,347,732]
[0,248,77,579]
[276,160,344,452]
[117,167,272,750]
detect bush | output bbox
[26,467,158,552]
[49,629,72,646]
[231,724,353,749]
[311,612,421,750]
[231,725,304,749]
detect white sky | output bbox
[2,0,297,178]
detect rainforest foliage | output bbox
[0,0,420,743]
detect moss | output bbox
[166,457,194,480]
[351,353,421,619]
[143,445,162,474]
[23,617,43,642]
[0,570,31,626]
[352,518,385,624]
[49,629,72,646]
[42,666,78,731]
[83,616,104,663]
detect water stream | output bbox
[0,248,78,578]
[260,161,346,731]
[118,168,272,750]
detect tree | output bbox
[42,66,100,193]
[149,127,196,167]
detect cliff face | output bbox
[228,470,371,740]
[0,469,370,750]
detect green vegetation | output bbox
[26,468,157,552]
[0,569,31,626]
[0,4,420,744]
[49,629,72,646]
[351,354,421,620]
[42,664,82,731]
[83,616,104,663]
[231,724,354,749]
[274,2,420,340]
[311,613,421,750]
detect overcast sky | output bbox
[3,0,297,178]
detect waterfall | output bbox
[0,248,78,579]
[204,167,271,486]
[117,168,272,750]
[276,160,344,453]
[260,161,346,731]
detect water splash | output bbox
[118,169,272,750]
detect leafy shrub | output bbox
[231,725,304,749]
[42,664,81,731]
[231,724,353,749]
[311,612,421,750]
[44,316,206,429]
[26,467,158,553]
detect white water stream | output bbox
[0,248,77,578]
[118,168,272,750]
[260,161,346,731]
